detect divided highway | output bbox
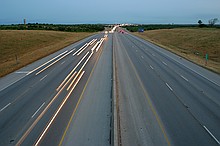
[0,29,219,146]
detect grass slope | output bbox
[0,30,93,77]
[134,28,220,74]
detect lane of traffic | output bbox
[126,34,220,103]
[121,33,220,143]
[114,32,170,146]
[0,33,106,145]
[17,34,107,145]
[115,32,219,146]
[0,34,102,111]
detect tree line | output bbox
[198,18,219,27]
[123,18,219,32]
[0,23,105,32]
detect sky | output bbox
[0,0,220,24]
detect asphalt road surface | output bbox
[60,33,113,146]
[114,31,220,146]
[0,29,219,146]
[0,33,110,146]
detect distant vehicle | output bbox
[138,28,144,32]
[119,30,125,34]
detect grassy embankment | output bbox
[0,30,93,77]
[134,28,220,74]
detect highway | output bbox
[114,31,220,146]
[0,28,220,146]
[60,32,113,146]
[0,33,110,146]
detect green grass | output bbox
[0,30,93,77]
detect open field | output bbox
[134,28,220,74]
[0,30,93,77]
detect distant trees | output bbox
[123,24,190,32]
[0,24,105,32]
[197,18,220,28]
[58,26,65,31]
[208,18,219,26]
[198,20,206,27]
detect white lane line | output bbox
[0,103,11,112]
[67,71,81,91]
[0,76,27,92]
[91,39,97,45]
[56,52,89,91]
[67,52,93,91]
[70,71,85,91]
[180,75,189,82]
[150,65,154,70]
[28,51,68,75]
[166,83,173,91]
[36,50,73,75]
[31,102,45,118]
[0,51,68,92]
[203,126,220,145]
[79,52,93,72]
[162,61,167,66]
[90,39,97,45]
[145,41,220,87]
[88,39,95,45]
[40,75,48,81]
[77,43,89,56]
[96,38,104,52]
[61,61,65,65]
[16,73,70,145]
[67,71,85,90]
[91,41,100,52]
[34,71,85,146]
[141,56,144,59]
[15,71,30,74]
[73,43,88,56]
[62,71,77,91]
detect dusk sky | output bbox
[0,0,219,24]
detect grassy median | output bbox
[0,30,93,77]
[134,28,220,74]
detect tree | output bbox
[208,18,219,26]
[198,20,206,27]
[198,20,202,25]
